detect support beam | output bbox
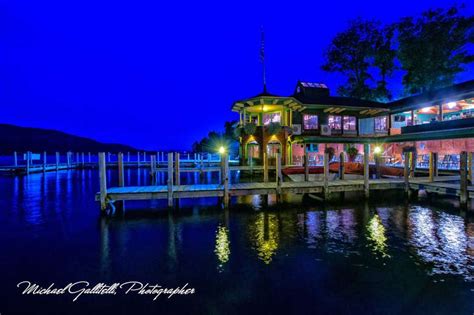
[118,152,124,187]
[339,151,345,180]
[460,151,468,205]
[99,152,107,211]
[304,149,309,182]
[167,152,174,207]
[363,144,370,198]
[263,152,268,183]
[404,152,410,194]
[323,152,329,198]
[174,153,180,186]
[429,152,438,182]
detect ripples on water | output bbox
[1,169,474,314]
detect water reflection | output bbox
[407,206,474,280]
[249,212,279,264]
[215,224,230,269]
[366,214,390,258]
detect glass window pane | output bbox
[303,114,318,129]
[328,115,341,130]
[263,112,281,125]
[343,116,356,130]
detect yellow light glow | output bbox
[367,214,390,258]
[218,146,226,154]
[420,107,432,113]
[373,146,382,155]
[215,225,230,268]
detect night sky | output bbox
[1,0,473,150]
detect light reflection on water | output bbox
[2,169,474,313]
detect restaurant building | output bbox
[232,80,474,168]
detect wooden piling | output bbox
[304,150,309,182]
[76,152,80,165]
[99,152,107,211]
[143,152,147,163]
[43,151,47,172]
[81,152,85,167]
[127,152,130,163]
[263,152,269,183]
[323,152,329,197]
[223,153,230,208]
[88,152,92,163]
[276,152,282,195]
[13,151,17,167]
[174,153,180,186]
[429,152,438,182]
[468,152,473,184]
[167,152,174,207]
[460,151,468,205]
[56,152,59,170]
[107,152,111,163]
[374,153,381,179]
[118,152,124,187]
[339,151,345,180]
[404,152,410,193]
[26,151,30,175]
[363,144,369,198]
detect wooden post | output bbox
[460,151,468,205]
[118,152,124,187]
[161,152,164,163]
[468,152,473,184]
[81,152,85,167]
[304,149,309,182]
[13,151,17,167]
[223,153,230,208]
[167,152,174,207]
[276,152,282,195]
[107,152,111,163]
[323,152,329,197]
[99,152,107,211]
[410,150,416,178]
[374,153,381,179]
[137,152,141,167]
[66,152,70,168]
[88,152,92,163]
[174,153,180,186]
[263,152,268,183]
[404,152,410,193]
[43,151,47,172]
[143,152,147,163]
[76,152,80,166]
[26,151,30,175]
[339,151,345,180]
[127,152,130,163]
[429,152,437,182]
[363,143,369,198]
[56,152,59,170]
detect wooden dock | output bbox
[95,149,474,212]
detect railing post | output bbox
[468,152,473,184]
[363,143,370,198]
[127,152,130,163]
[304,149,309,182]
[56,152,59,171]
[404,152,410,194]
[143,152,147,163]
[323,152,329,197]
[99,152,107,211]
[263,152,268,183]
[76,152,80,166]
[13,151,17,167]
[81,152,85,167]
[174,153,180,186]
[276,152,282,195]
[339,151,345,180]
[43,151,47,172]
[375,152,381,179]
[429,152,436,182]
[460,151,468,206]
[167,152,174,207]
[137,152,141,167]
[88,152,92,163]
[118,152,124,187]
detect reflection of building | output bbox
[232,80,474,166]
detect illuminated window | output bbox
[303,114,318,130]
[328,115,341,130]
[343,116,356,130]
[249,115,258,124]
[375,116,387,131]
[263,112,281,125]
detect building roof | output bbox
[388,80,474,112]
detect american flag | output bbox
[260,27,265,63]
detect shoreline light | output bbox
[218,146,226,154]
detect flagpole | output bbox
[260,27,267,94]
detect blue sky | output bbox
[0,0,473,150]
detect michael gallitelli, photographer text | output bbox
[17,281,196,302]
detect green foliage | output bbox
[192,120,238,153]
[396,6,474,94]
[346,146,359,157]
[322,18,395,101]
[244,123,257,135]
[267,122,282,135]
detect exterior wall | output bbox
[240,126,290,165]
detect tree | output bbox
[322,18,395,101]
[397,6,474,94]
[192,121,239,153]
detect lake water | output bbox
[1,169,474,314]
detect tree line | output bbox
[322,5,474,101]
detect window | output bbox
[249,115,258,124]
[303,114,318,130]
[263,112,281,125]
[328,115,341,130]
[343,116,356,131]
[375,116,387,131]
